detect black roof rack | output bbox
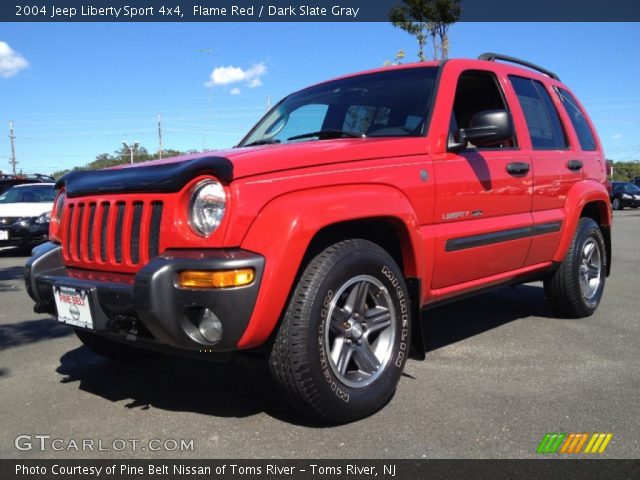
[0,173,54,181]
[478,53,560,81]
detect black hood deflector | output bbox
[56,156,233,198]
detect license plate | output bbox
[0,230,8,241]
[53,285,94,329]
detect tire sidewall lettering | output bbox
[381,266,409,368]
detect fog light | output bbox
[178,269,255,289]
[198,309,223,343]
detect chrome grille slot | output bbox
[75,203,84,260]
[130,201,143,264]
[149,201,163,259]
[99,202,110,262]
[86,203,96,261]
[114,202,125,263]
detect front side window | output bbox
[509,76,568,150]
[450,70,516,148]
[238,67,438,147]
[555,87,597,151]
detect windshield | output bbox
[238,67,439,147]
[0,185,56,204]
[614,183,640,193]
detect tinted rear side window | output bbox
[555,87,597,151]
[509,76,567,150]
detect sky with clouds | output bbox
[0,22,638,174]
[0,41,29,78]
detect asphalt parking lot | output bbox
[1,210,638,459]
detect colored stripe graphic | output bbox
[584,433,614,453]
[559,433,589,453]
[536,433,566,453]
[538,433,613,454]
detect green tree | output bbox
[389,0,433,62]
[609,160,640,181]
[431,0,461,59]
[383,49,406,66]
[389,0,461,61]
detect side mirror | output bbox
[448,110,515,152]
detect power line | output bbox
[3,104,278,122]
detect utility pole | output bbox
[266,95,271,112]
[9,121,17,174]
[157,113,163,159]
[122,141,139,164]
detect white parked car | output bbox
[0,183,56,249]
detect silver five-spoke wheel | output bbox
[325,275,396,388]
[579,238,601,301]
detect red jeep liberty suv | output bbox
[26,54,611,423]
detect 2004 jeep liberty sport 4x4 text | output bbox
[26,54,611,423]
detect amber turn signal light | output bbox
[178,269,255,289]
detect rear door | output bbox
[430,66,533,291]
[507,76,580,265]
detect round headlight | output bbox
[54,192,66,222]
[189,180,226,236]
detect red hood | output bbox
[113,137,427,180]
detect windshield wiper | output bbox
[242,139,281,147]
[287,129,364,141]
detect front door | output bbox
[430,67,533,291]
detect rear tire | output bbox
[268,239,410,424]
[74,329,147,362]
[544,218,607,318]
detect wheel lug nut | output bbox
[357,340,362,345]
[343,321,350,329]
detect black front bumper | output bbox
[0,220,49,248]
[620,198,640,208]
[25,242,264,353]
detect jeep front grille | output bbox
[61,199,163,269]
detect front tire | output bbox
[544,218,607,318]
[268,239,410,424]
[612,198,622,210]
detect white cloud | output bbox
[206,62,267,88]
[612,133,623,140]
[230,88,241,95]
[0,41,29,78]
